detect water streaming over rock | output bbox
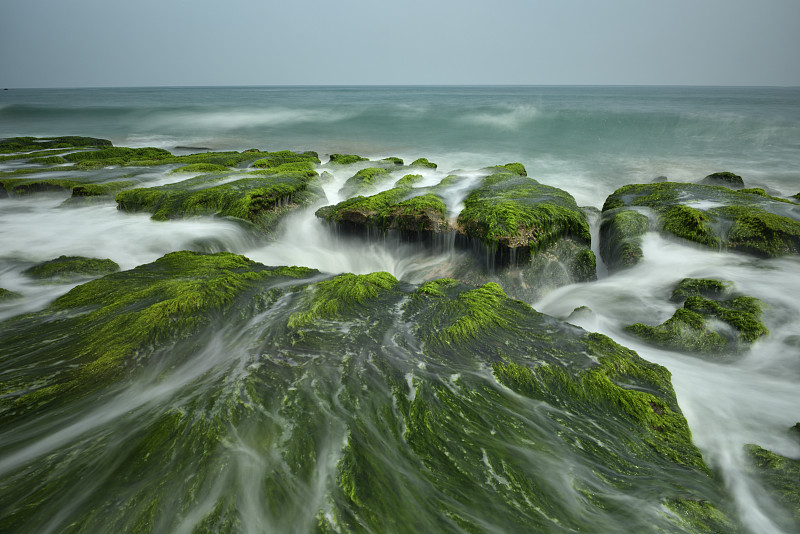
[1,86,799,533]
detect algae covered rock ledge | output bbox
[0,251,736,533]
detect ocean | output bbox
[1,86,799,533]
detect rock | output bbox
[410,157,437,169]
[744,439,800,531]
[0,251,734,532]
[22,255,120,281]
[599,208,649,271]
[602,182,800,258]
[626,278,768,356]
[116,165,326,235]
[328,153,368,165]
[699,171,744,189]
[0,288,22,302]
[337,167,393,198]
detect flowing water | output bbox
[1,86,799,532]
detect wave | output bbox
[156,107,357,131]
[459,104,540,130]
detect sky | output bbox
[2,0,799,88]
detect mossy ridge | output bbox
[627,278,768,355]
[599,208,650,271]
[0,251,318,416]
[0,136,112,154]
[338,167,393,198]
[744,443,800,529]
[401,281,731,531]
[487,162,527,176]
[699,171,744,189]
[0,288,22,302]
[22,255,120,281]
[247,161,318,179]
[115,171,325,234]
[602,181,800,258]
[393,173,423,187]
[0,267,738,532]
[287,272,398,331]
[315,186,413,226]
[67,180,139,201]
[457,172,591,264]
[0,176,83,196]
[63,147,173,167]
[170,163,230,174]
[410,157,437,169]
[328,154,368,165]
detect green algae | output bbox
[378,193,448,232]
[671,278,734,302]
[0,177,83,196]
[393,173,423,187]
[699,171,744,189]
[116,171,324,235]
[0,288,22,302]
[68,180,138,201]
[627,278,768,355]
[410,157,437,169]
[489,162,527,176]
[63,147,173,166]
[1,251,318,415]
[22,255,120,281]
[381,156,404,166]
[599,208,649,271]
[0,265,737,532]
[28,155,67,165]
[602,182,800,258]
[744,443,800,529]
[315,186,413,226]
[457,172,591,263]
[287,272,398,330]
[338,167,393,198]
[170,163,231,174]
[0,136,112,153]
[328,154,368,165]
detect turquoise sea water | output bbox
[1,86,799,533]
[2,85,799,205]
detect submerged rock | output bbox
[626,278,768,356]
[744,434,800,531]
[599,208,649,271]
[0,251,736,532]
[0,288,22,302]
[410,157,437,169]
[338,167,394,198]
[699,171,744,189]
[328,153,368,165]
[22,255,120,281]
[602,182,800,259]
[115,162,326,235]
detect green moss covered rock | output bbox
[0,288,22,302]
[599,208,649,271]
[602,182,800,258]
[410,157,437,169]
[338,167,393,198]
[116,169,325,235]
[0,254,735,532]
[627,278,768,355]
[22,255,120,281]
[457,172,593,271]
[744,440,800,530]
[328,153,368,165]
[170,163,230,174]
[0,136,112,153]
[699,171,744,189]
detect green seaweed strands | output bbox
[338,167,393,198]
[0,136,112,154]
[115,171,326,235]
[22,255,120,281]
[0,251,317,417]
[744,440,800,531]
[456,172,592,266]
[599,208,650,271]
[0,266,737,532]
[328,154,368,165]
[626,278,768,356]
[602,182,800,258]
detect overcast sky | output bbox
[2,0,799,88]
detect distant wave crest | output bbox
[460,104,540,130]
[164,108,355,130]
